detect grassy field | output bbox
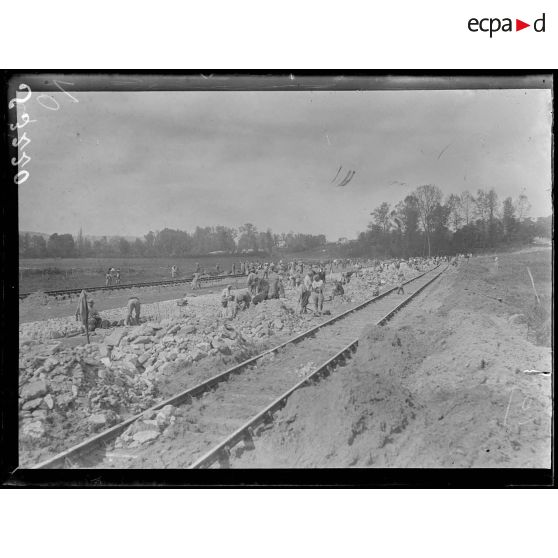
[18,251,331,293]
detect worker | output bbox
[235,289,252,310]
[257,276,270,299]
[247,269,258,295]
[221,285,234,317]
[126,297,141,325]
[86,300,102,331]
[331,280,344,299]
[310,273,325,314]
[105,268,112,287]
[192,271,201,290]
[171,265,178,279]
[268,273,281,299]
[396,269,405,295]
[299,274,312,314]
[278,276,285,298]
[372,282,380,297]
[115,269,121,285]
[232,262,236,275]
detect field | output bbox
[19,253,327,293]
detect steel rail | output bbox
[19,273,248,300]
[189,266,447,469]
[31,266,439,469]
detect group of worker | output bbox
[76,295,141,333]
[79,253,459,338]
[105,267,121,286]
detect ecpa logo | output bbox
[468,13,546,37]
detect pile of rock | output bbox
[114,404,178,448]
[234,298,308,340]
[18,338,158,444]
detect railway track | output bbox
[32,265,444,469]
[18,272,248,300]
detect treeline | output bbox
[340,186,551,258]
[19,224,327,258]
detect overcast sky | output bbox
[18,88,552,241]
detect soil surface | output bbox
[233,249,552,468]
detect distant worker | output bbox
[299,274,312,314]
[105,268,112,287]
[115,269,121,285]
[171,265,178,279]
[195,262,201,273]
[126,297,141,325]
[221,285,235,317]
[396,269,405,295]
[268,273,281,299]
[192,271,201,290]
[310,274,325,314]
[331,280,344,299]
[247,269,258,295]
[372,282,380,297]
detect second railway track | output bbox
[33,265,444,469]
[19,272,248,300]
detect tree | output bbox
[459,190,474,225]
[19,233,30,256]
[516,193,531,221]
[238,223,259,251]
[474,189,489,222]
[446,194,463,231]
[30,235,47,257]
[76,227,84,256]
[371,202,392,234]
[414,184,442,257]
[486,189,499,245]
[144,231,156,256]
[118,237,131,256]
[502,197,516,239]
[47,233,75,257]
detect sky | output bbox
[17,88,552,241]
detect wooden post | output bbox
[526,267,541,305]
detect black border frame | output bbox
[1,70,555,487]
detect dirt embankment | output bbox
[235,250,552,468]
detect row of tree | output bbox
[342,186,551,258]
[19,224,327,258]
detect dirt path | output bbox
[232,251,552,468]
